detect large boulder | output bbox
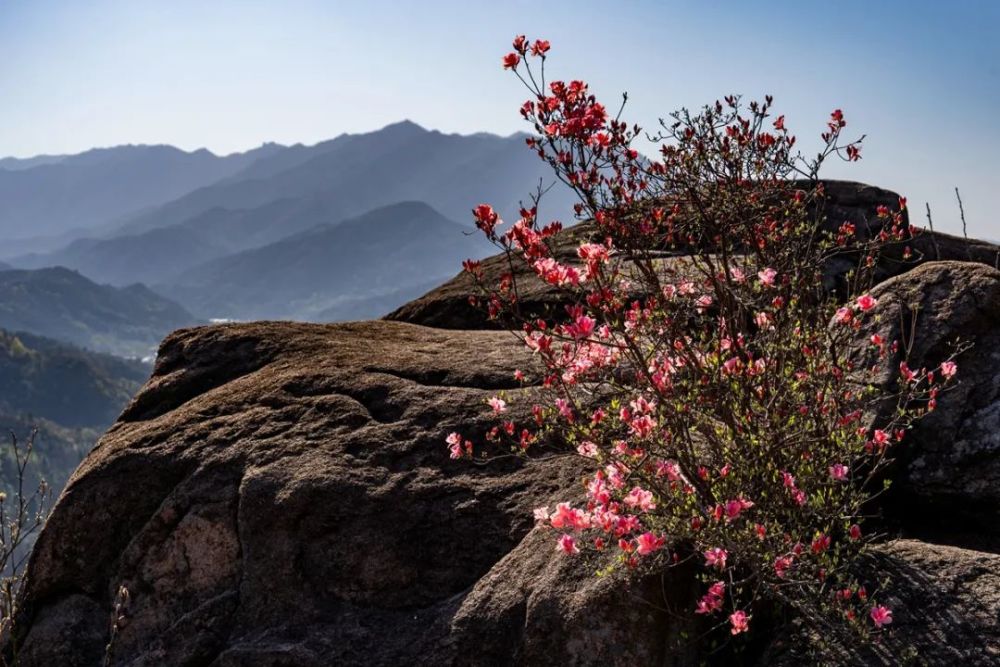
[854,261,1000,538]
[11,321,687,666]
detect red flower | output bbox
[502,52,521,69]
[530,39,550,56]
[811,534,831,554]
[472,203,500,236]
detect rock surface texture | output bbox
[11,183,1000,666]
[14,322,684,666]
[859,262,1000,542]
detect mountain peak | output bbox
[377,119,427,134]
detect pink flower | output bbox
[446,432,467,459]
[829,464,849,481]
[870,333,884,346]
[856,294,877,312]
[628,414,657,438]
[849,524,862,541]
[655,460,681,481]
[724,497,754,521]
[557,533,580,555]
[533,506,550,522]
[533,258,581,287]
[550,502,591,531]
[513,369,525,382]
[488,397,507,414]
[729,610,750,635]
[940,360,957,379]
[623,486,657,512]
[835,307,853,324]
[695,581,725,614]
[774,555,794,578]
[870,605,893,628]
[899,361,916,383]
[635,532,666,555]
[722,356,743,375]
[754,312,773,329]
[704,547,728,570]
[577,243,610,277]
[757,268,777,287]
[695,594,721,615]
[872,429,890,447]
[566,314,596,340]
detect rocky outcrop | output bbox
[855,261,1000,540]
[13,321,690,666]
[386,180,999,329]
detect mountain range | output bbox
[5,121,573,323]
[0,267,197,357]
[0,143,285,253]
[0,328,149,497]
[161,201,492,321]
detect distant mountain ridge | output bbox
[160,201,495,321]
[0,267,197,357]
[9,122,576,290]
[0,142,286,249]
[0,328,148,428]
[0,327,150,502]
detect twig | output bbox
[924,203,941,261]
[955,187,972,261]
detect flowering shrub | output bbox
[450,37,960,644]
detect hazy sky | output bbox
[1,0,998,236]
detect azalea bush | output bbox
[449,37,960,647]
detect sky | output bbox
[1,0,998,236]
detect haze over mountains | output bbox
[164,201,491,321]
[5,121,576,324]
[0,143,285,253]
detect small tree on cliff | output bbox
[450,37,959,646]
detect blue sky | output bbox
[1,0,997,236]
